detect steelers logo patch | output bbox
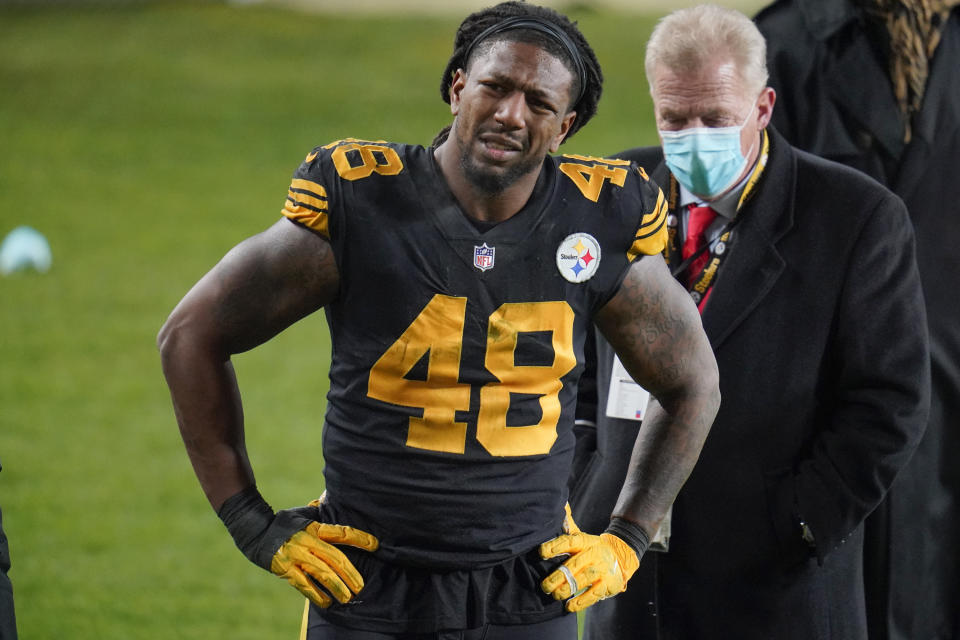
[556,233,601,283]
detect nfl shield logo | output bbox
[474,243,495,272]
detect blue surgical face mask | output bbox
[659,109,754,200]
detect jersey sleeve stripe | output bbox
[627,191,669,261]
[290,178,328,197]
[635,191,667,239]
[282,202,330,237]
[282,177,331,236]
[287,189,327,212]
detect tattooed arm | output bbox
[157,219,338,510]
[594,253,720,536]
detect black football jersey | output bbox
[281,138,667,569]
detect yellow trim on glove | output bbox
[270,521,378,608]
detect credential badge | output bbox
[474,242,495,272]
[556,233,601,283]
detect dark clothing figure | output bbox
[571,128,930,639]
[0,461,18,640]
[756,2,960,637]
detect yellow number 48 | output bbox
[367,295,575,457]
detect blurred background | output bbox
[0,0,760,637]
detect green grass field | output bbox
[0,3,671,637]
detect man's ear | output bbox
[757,87,776,130]
[449,68,467,115]
[549,111,577,153]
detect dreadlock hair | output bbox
[432,1,603,147]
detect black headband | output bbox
[462,16,588,107]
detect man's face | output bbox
[448,39,577,194]
[651,59,772,180]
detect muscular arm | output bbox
[157,219,338,511]
[595,254,720,536]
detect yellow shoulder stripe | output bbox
[283,179,330,237]
[283,201,330,238]
[290,179,327,197]
[627,189,668,261]
[287,189,327,212]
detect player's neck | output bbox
[434,141,541,224]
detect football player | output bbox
[158,2,720,638]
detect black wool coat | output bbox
[570,128,930,639]
[756,3,960,638]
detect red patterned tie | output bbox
[682,204,718,287]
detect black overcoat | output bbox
[756,3,960,637]
[571,128,930,639]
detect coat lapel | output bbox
[797,0,907,161]
[893,9,960,201]
[645,134,795,349]
[823,37,907,161]
[699,132,795,349]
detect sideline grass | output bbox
[0,3,660,637]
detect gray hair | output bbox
[645,4,768,96]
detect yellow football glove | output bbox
[217,486,378,609]
[540,515,647,612]
[271,521,379,608]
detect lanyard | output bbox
[666,216,741,307]
[663,130,770,305]
[668,215,741,280]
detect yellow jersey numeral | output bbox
[326,140,404,181]
[368,296,575,457]
[559,156,629,202]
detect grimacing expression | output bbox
[450,39,577,194]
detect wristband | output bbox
[605,517,651,559]
[217,485,313,570]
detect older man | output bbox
[569,5,930,639]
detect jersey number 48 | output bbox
[367,295,575,457]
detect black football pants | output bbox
[305,611,577,640]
